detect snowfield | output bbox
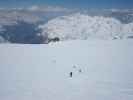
[0,39,133,100]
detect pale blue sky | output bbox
[0,0,132,9]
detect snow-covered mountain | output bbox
[0,8,133,100]
[0,10,42,25]
[39,13,133,41]
[0,8,133,43]
[0,7,73,43]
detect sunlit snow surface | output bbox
[0,40,133,100]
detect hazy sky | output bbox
[0,0,132,9]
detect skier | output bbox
[70,72,73,77]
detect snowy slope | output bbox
[0,40,133,100]
[39,13,133,40]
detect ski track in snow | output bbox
[0,40,133,100]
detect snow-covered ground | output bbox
[0,39,133,100]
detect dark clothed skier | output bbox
[70,72,73,77]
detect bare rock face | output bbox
[48,37,60,43]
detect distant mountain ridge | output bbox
[0,8,133,43]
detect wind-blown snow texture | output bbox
[40,13,133,40]
[0,40,133,100]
